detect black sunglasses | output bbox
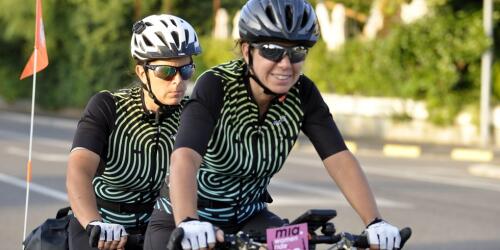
[251,43,309,64]
[144,63,195,81]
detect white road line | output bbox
[0,112,77,129]
[0,172,67,201]
[286,156,500,192]
[0,129,71,148]
[7,147,67,162]
[269,196,350,207]
[365,166,500,192]
[270,179,412,208]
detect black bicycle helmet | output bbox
[239,0,319,47]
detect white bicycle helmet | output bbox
[131,14,201,61]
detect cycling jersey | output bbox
[156,59,347,224]
[72,86,184,228]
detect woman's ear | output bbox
[241,43,250,64]
[135,64,146,84]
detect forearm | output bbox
[169,148,201,225]
[324,150,380,225]
[66,149,101,228]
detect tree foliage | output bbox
[304,3,489,124]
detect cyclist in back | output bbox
[66,14,201,250]
[145,1,401,250]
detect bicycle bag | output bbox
[23,206,72,250]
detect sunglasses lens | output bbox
[259,45,286,62]
[154,66,177,80]
[289,47,308,63]
[256,43,308,63]
[179,64,195,80]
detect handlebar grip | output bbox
[354,227,412,249]
[166,227,184,250]
[86,225,101,248]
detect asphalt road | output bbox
[1,111,499,250]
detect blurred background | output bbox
[1,0,500,249]
[2,0,500,146]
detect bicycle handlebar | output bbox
[166,226,412,249]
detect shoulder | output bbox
[109,87,139,101]
[296,75,316,93]
[207,59,246,81]
[81,90,118,127]
[86,91,115,110]
[295,74,321,103]
[180,96,190,108]
[197,59,245,82]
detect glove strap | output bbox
[181,217,199,223]
[85,219,103,231]
[366,217,384,228]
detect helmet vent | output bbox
[301,10,308,28]
[160,20,169,29]
[143,36,153,46]
[155,32,168,46]
[184,29,190,43]
[144,22,153,27]
[265,6,276,25]
[285,5,293,31]
[170,18,178,27]
[171,31,180,48]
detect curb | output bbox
[343,140,500,163]
[294,134,500,179]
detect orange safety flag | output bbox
[20,0,48,80]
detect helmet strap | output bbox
[246,49,286,99]
[142,64,171,109]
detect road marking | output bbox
[287,155,500,192]
[383,144,421,158]
[269,196,350,207]
[468,164,500,179]
[365,166,500,192]
[7,146,67,162]
[0,172,67,201]
[450,148,493,162]
[0,129,71,148]
[271,178,412,208]
[0,111,77,129]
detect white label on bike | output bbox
[266,223,309,250]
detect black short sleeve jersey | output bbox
[72,87,185,228]
[161,59,346,224]
[72,91,116,158]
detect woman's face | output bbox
[242,42,306,95]
[136,56,193,105]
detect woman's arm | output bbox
[66,148,101,228]
[323,150,381,225]
[169,147,203,225]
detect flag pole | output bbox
[22,16,39,249]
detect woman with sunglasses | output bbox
[66,14,201,250]
[145,1,401,250]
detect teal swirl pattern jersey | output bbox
[157,59,347,224]
[72,86,184,228]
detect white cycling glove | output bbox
[365,219,401,249]
[88,221,128,242]
[178,220,216,250]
